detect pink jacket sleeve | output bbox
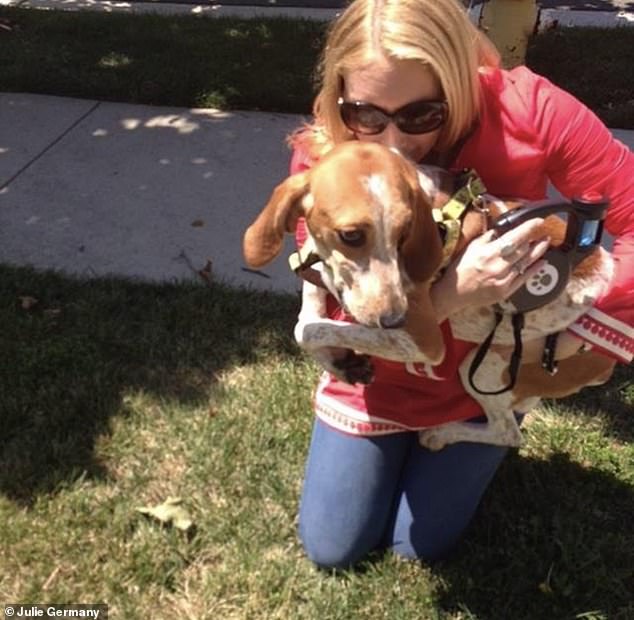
[534,76,634,362]
[289,145,314,249]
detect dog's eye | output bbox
[338,229,366,247]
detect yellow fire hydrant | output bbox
[479,0,539,68]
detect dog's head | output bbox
[243,141,445,363]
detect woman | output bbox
[289,0,633,568]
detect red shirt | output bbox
[291,66,634,435]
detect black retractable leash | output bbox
[468,311,525,395]
[468,197,609,396]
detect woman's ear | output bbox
[243,171,310,268]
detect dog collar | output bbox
[288,237,321,273]
[288,237,332,290]
[433,169,487,270]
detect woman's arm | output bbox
[536,76,634,362]
[434,71,633,363]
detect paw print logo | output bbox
[526,262,559,296]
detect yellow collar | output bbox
[432,170,487,269]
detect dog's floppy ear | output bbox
[405,283,445,365]
[243,171,310,268]
[400,166,444,283]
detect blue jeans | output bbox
[298,417,510,569]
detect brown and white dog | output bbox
[243,141,616,449]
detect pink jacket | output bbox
[291,66,633,435]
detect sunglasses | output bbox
[338,97,448,136]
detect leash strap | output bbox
[288,240,320,273]
[288,238,331,289]
[468,311,525,395]
[541,332,560,375]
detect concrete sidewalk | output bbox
[0,92,302,292]
[1,92,633,294]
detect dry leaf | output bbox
[198,259,213,284]
[136,497,194,532]
[539,564,554,594]
[19,296,38,310]
[538,581,553,595]
[191,219,205,228]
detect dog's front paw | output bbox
[418,428,450,451]
[333,350,375,385]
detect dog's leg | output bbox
[418,408,527,450]
[294,281,375,383]
[294,280,439,383]
[295,281,349,378]
[512,351,616,400]
[297,320,429,361]
[419,348,527,450]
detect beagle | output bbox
[243,141,616,449]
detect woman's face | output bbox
[342,55,444,163]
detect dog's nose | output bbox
[379,312,406,329]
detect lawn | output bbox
[0,9,325,112]
[1,264,632,619]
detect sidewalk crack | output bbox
[1,100,101,192]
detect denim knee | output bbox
[298,518,378,570]
[389,523,462,564]
[386,437,511,564]
[297,419,413,570]
[300,509,462,568]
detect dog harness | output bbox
[288,237,320,275]
[432,169,487,271]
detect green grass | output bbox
[0,9,326,112]
[1,8,634,128]
[1,264,632,619]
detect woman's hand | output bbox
[431,219,551,322]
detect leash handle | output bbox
[468,312,524,395]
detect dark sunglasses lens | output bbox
[340,103,387,135]
[396,102,447,134]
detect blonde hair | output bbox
[291,0,499,159]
